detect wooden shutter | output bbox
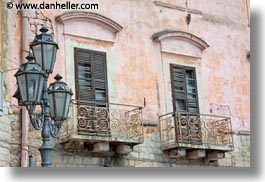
[185,69,199,113]
[170,64,199,113]
[92,53,107,107]
[75,48,108,106]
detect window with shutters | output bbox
[74,48,108,107]
[170,64,199,114]
[170,64,202,145]
[74,48,110,136]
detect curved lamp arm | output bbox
[50,120,62,138]
[28,105,44,130]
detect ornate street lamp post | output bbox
[13,27,73,167]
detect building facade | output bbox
[0,0,250,167]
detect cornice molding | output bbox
[152,30,209,50]
[56,11,123,33]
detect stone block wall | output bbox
[0,110,250,167]
[218,132,250,167]
[0,101,20,167]
[20,125,250,167]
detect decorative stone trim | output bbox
[154,1,203,15]
[187,8,203,16]
[56,11,123,33]
[238,130,251,136]
[152,30,209,50]
[154,1,186,12]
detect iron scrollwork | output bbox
[160,113,176,145]
[50,120,63,138]
[28,105,44,130]
[28,104,63,138]
[177,115,202,145]
[159,112,234,150]
[125,108,142,139]
[67,100,144,141]
[77,105,110,135]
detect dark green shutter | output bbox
[75,48,108,106]
[92,53,107,107]
[170,65,199,113]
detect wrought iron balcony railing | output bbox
[159,112,234,151]
[60,100,144,144]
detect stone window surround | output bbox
[55,11,122,103]
[153,30,209,114]
[56,11,123,33]
[56,11,123,43]
[152,30,209,59]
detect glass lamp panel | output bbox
[36,75,44,102]
[49,93,55,118]
[51,47,57,72]
[27,74,38,103]
[64,93,71,119]
[32,44,43,68]
[43,44,56,73]
[54,92,65,119]
[54,83,62,90]
[17,74,27,102]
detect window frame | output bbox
[74,48,109,107]
[170,64,200,114]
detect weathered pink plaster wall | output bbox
[7,0,250,131]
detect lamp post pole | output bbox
[39,78,53,167]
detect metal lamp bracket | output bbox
[49,120,63,138]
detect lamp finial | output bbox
[54,74,62,81]
[40,26,49,33]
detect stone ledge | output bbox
[233,130,250,136]
[238,130,250,136]
[154,1,185,12]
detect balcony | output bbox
[59,100,144,154]
[159,112,234,160]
